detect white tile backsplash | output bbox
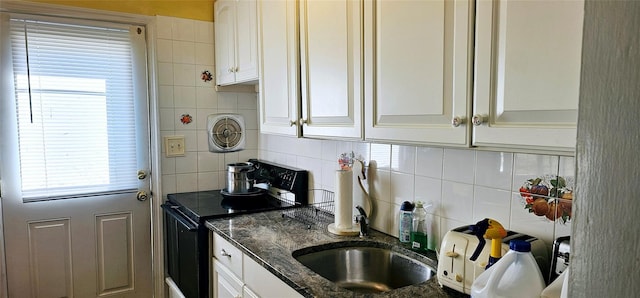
[172,40,195,64]
[415,147,443,179]
[390,171,415,205]
[258,133,572,250]
[472,186,512,228]
[172,18,195,41]
[443,148,476,184]
[173,63,196,86]
[173,86,197,108]
[194,21,214,44]
[441,181,474,222]
[156,39,173,63]
[391,145,415,174]
[475,151,513,190]
[156,16,258,197]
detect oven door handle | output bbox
[162,204,198,231]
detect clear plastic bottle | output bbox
[399,201,414,243]
[471,240,545,298]
[410,201,428,252]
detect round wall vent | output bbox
[207,114,246,152]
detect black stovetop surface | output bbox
[166,190,295,224]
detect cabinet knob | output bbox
[300,119,308,125]
[227,67,234,73]
[472,114,486,126]
[451,116,465,127]
[289,120,298,127]
[221,249,232,258]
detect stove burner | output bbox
[220,188,265,198]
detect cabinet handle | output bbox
[289,120,298,127]
[234,66,239,72]
[300,119,308,125]
[472,114,486,126]
[221,249,232,258]
[227,67,234,73]
[451,116,465,127]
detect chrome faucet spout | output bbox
[355,205,369,237]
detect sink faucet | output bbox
[355,205,369,237]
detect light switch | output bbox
[164,136,185,157]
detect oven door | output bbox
[163,203,206,298]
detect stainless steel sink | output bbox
[292,241,435,293]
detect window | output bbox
[10,17,146,201]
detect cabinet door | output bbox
[215,0,237,86]
[213,260,244,298]
[364,0,473,146]
[257,0,300,136]
[243,256,302,298]
[235,0,259,83]
[473,0,584,152]
[299,0,363,139]
[242,286,259,298]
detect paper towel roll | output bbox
[334,169,353,229]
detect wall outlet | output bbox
[164,136,185,157]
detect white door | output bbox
[0,14,153,297]
[234,0,259,83]
[299,0,363,140]
[363,0,473,146]
[257,0,301,136]
[472,0,583,152]
[215,0,237,86]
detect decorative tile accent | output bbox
[200,70,213,82]
[179,113,192,125]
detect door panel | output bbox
[364,0,473,146]
[96,213,134,295]
[472,0,583,151]
[0,14,152,298]
[28,219,73,298]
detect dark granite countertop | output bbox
[205,210,467,298]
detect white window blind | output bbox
[10,17,141,201]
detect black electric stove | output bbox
[162,159,308,298]
[166,188,296,224]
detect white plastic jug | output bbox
[470,240,545,298]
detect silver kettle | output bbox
[226,162,255,193]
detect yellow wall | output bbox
[25,0,214,22]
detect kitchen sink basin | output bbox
[292,241,435,293]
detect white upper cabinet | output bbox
[363,0,474,146]
[299,0,363,140]
[215,0,259,86]
[472,0,584,152]
[257,0,300,136]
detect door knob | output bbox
[472,114,486,126]
[136,191,149,201]
[137,170,147,180]
[451,116,465,127]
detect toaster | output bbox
[437,225,549,294]
[550,236,570,283]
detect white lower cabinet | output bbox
[213,260,244,298]
[242,255,302,298]
[211,232,302,298]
